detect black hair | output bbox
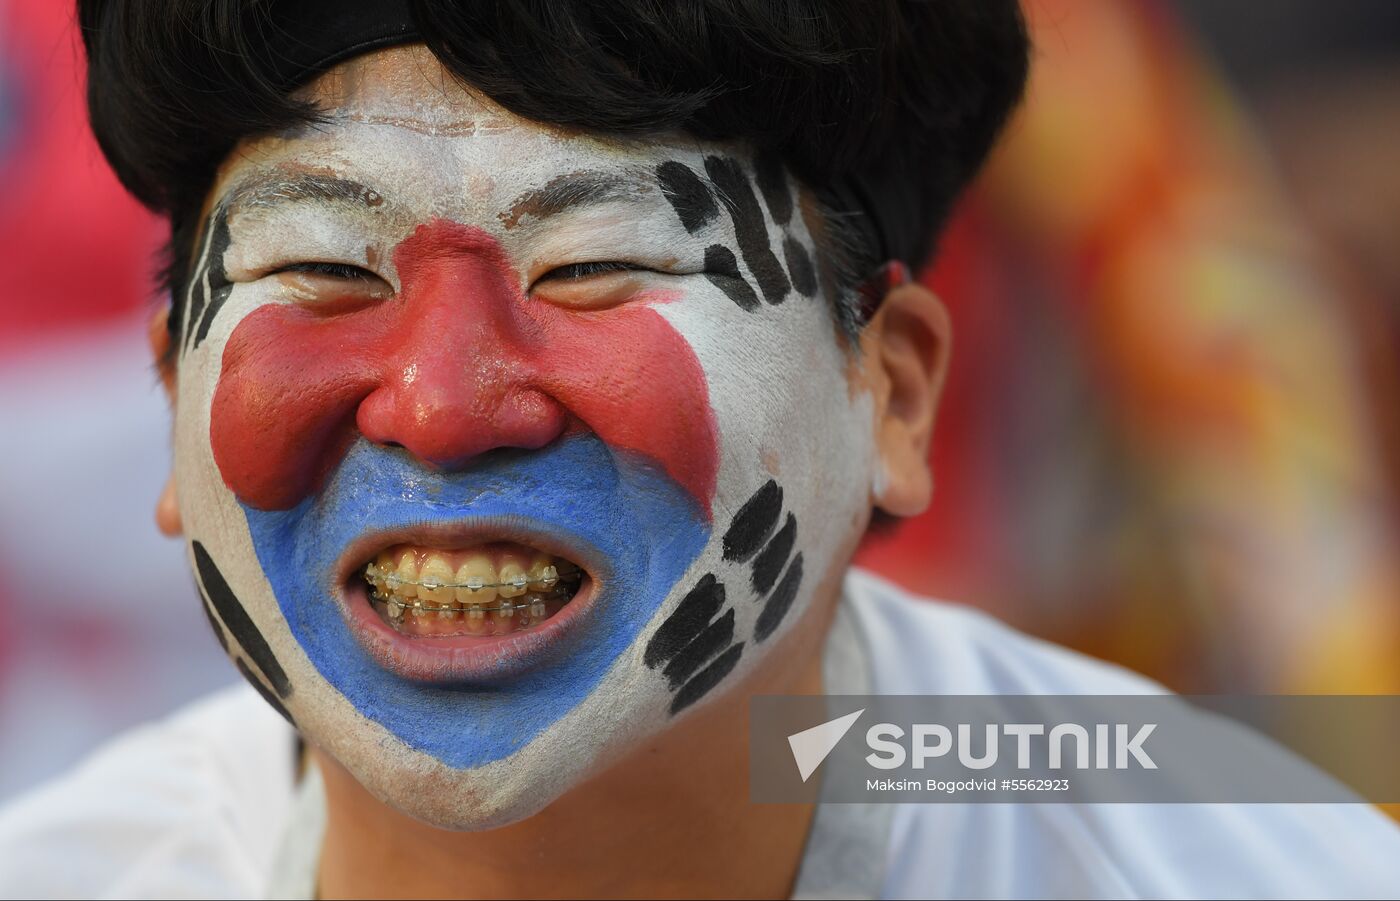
[78,0,1028,337]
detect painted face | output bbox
[176,46,878,828]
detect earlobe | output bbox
[859,281,952,518]
[156,475,184,537]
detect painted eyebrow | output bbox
[224,172,391,217]
[499,170,653,229]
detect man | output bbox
[1,1,1397,898]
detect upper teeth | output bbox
[364,546,576,607]
[371,565,554,592]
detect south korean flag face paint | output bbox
[174,45,879,828]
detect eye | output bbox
[273,261,378,281]
[530,261,655,311]
[536,260,645,282]
[268,261,393,307]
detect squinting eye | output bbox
[268,260,393,306]
[531,260,660,311]
[273,261,377,281]
[537,261,644,282]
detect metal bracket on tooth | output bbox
[366,563,571,593]
[371,587,567,619]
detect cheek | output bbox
[208,304,387,511]
[206,219,720,518]
[529,305,718,513]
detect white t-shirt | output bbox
[2,568,1398,899]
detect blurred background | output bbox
[1,0,1397,803]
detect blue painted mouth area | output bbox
[240,434,709,769]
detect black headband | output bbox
[266,0,418,91]
[265,0,895,265]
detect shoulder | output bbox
[843,568,1400,899]
[0,683,298,899]
[843,567,1164,696]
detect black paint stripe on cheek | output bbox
[644,573,725,669]
[656,160,719,233]
[182,214,218,353]
[754,153,793,226]
[722,480,783,563]
[704,155,790,304]
[755,552,804,642]
[193,540,292,698]
[662,608,735,689]
[751,512,797,595]
[198,589,230,652]
[669,643,744,715]
[783,236,817,298]
[191,212,234,351]
[236,657,294,725]
[703,245,761,312]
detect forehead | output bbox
[215,44,704,220]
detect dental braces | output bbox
[369,586,568,619]
[364,562,579,593]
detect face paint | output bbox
[174,45,878,828]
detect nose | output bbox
[356,222,567,469]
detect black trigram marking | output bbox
[669,644,743,715]
[754,152,793,226]
[648,479,807,715]
[782,235,817,298]
[654,155,817,313]
[750,512,796,595]
[755,552,803,643]
[661,608,735,690]
[704,155,790,304]
[236,657,293,725]
[721,479,783,563]
[703,244,761,312]
[657,160,719,233]
[183,207,233,356]
[193,541,291,700]
[644,573,725,669]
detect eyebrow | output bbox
[499,170,652,229]
[223,172,390,218]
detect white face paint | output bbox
[174,45,878,828]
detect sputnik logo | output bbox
[787,709,865,782]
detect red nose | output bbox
[355,222,567,468]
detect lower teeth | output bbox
[369,582,577,634]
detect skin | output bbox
[151,45,950,898]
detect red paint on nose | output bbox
[209,219,719,516]
[354,224,567,468]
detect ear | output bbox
[856,282,952,517]
[149,308,184,538]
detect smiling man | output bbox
[2,1,1400,899]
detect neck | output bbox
[314,587,836,900]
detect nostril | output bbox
[356,376,569,470]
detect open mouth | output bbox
[361,542,587,638]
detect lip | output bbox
[331,517,608,685]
